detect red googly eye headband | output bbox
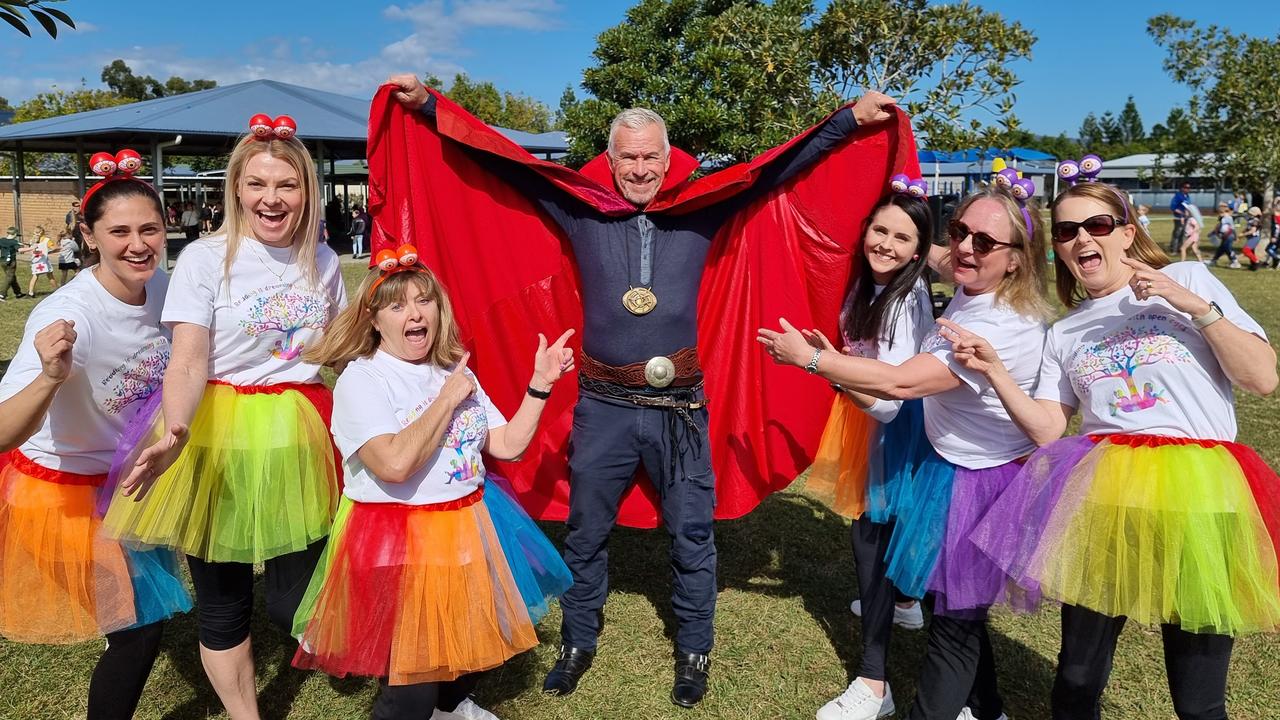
[247,113,298,141]
[81,148,151,208]
[367,244,424,300]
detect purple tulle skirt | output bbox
[98,391,164,517]
[967,435,1098,597]
[926,456,1041,618]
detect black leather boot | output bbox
[671,652,710,708]
[542,645,595,696]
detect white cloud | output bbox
[109,0,560,98]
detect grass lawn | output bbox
[2,217,1279,719]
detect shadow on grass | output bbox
[155,575,371,720]
[579,487,1057,719]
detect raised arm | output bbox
[486,329,576,460]
[0,320,77,451]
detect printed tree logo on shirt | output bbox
[443,403,488,484]
[104,346,170,415]
[1069,325,1193,416]
[239,289,330,360]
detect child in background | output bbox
[1136,204,1151,233]
[57,229,80,285]
[25,226,57,295]
[1179,204,1204,263]
[1242,207,1264,271]
[1210,204,1239,268]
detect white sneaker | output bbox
[816,679,895,720]
[850,599,925,630]
[956,708,1009,720]
[432,698,500,720]
[1229,261,1242,269]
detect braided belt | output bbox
[580,347,701,388]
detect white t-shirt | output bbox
[1034,262,1264,441]
[59,238,79,264]
[843,278,934,423]
[332,351,508,505]
[161,237,346,386]
[921,287,1047,468]
[0,269,170,474]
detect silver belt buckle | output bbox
[644,355,676,388]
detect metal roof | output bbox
[0,79,568,158]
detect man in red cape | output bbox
[372,76,919,707]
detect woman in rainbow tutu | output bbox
[0,156,190,718]
[761,183,1052,720]
[291,250,574,720]
[795,178,934,719]
[102,115,347,718]
[946,177,1280,719]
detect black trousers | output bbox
[559,392,717,655]
[906,610,1003,720]
[1052,604,1233,720]
[1170,217,1186,253]
[86,622,166,720]
[186,541,325,650]
[371,673,481,720]
[851,516,904,681]
[1,260,19,298]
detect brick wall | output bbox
[0,180,81,237]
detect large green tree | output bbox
[428,73,555,133]
[1149,14,1280,207]
[101,59,217,101]
[559,0,1035,165]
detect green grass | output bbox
[2,235,1279,719]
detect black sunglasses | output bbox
[1051,214,1127,244]
[947,220,1018,254]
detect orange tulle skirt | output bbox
[292,491,539,684]
[0,450,137,642]
[806,395,877,518]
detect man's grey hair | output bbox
[607,108,670,157]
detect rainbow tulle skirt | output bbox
[807,396,925,521]
[970,434,1280,634]
[292,479,571,685]
[101,382,339,563]
[882,449,1037,617]
[0,450,190,643]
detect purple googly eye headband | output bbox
[1057,154,1129,223]
[890,173,928,199]
[990,160,1035,238]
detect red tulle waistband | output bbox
[1088,433,1242,451]
[349,487,484,516]
[1,449,108,487]
[208,380,333,423]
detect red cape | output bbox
[366,85,921,528]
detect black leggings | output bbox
[905,610,1002,720]
[851,515,908,681]
[186,541,326,650]
[86,622,165,720]
[371,673,481,720]
[1053,604,1233,720]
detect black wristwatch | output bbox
[527,385,552,400]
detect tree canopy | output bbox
[101,59,217,101]
[559,0,1035,166]
[428,73,555,134]
[1149,14,1280,203]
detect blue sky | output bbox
[0,1,1271,140]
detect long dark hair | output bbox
[841,194,933,347]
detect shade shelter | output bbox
[0,79,568,235]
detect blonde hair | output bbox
[217,135,322,287]
[1051,182,1168,309]
[951,185,1052,320]
[303,266,464,368]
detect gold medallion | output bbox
[622,286,658,316]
